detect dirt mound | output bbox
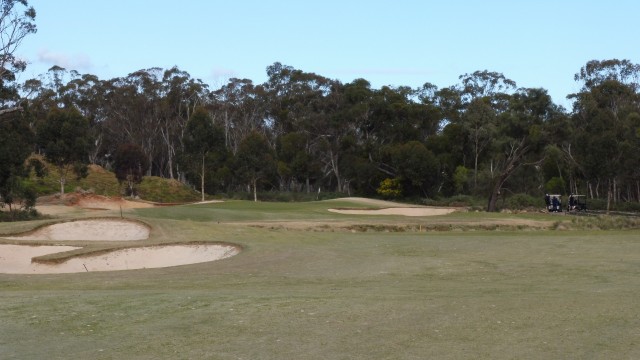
[74,194,155,210]
[38,193,155,210]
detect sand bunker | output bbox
[329,207,455,217]
[2,219,150,241]
[0,243,239,274]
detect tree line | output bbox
[1,2,640,214]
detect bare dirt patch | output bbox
[2,219,150,241]
[0,243,238,274]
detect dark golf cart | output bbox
[567,194,587,212]
[545,194,563,213]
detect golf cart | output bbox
[544,194,563,213]
[567,194,587,212]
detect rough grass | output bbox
[1,200,640,359]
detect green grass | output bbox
[1,200,640,359]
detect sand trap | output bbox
[329,207,455,217]
[0,245,81,274]
[2,219,150,241]
[0,243,239,274]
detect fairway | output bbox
[1,199,639,359]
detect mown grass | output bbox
[1,200,640,359]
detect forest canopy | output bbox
[15,59,640,211]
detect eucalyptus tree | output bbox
[276,131,321,192]
[36,107,91,196]
[383,141,439,197]
[159,66,209,180]
[101,68,164,176]
[455,71,517,192]
[569,59,640,206]
[263,63,354,192]
[0,110,35,216]
[235,131,277,201]
[210,78,267,154]
[181,107,226,201]
[0,0,37,216]
[486,88,559,211]
[0,0,36,109]
[113,143,148,197]
[40,68,110,165]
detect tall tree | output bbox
[0,0,36,108]
[486,88,557,211]
[570,59,640,207]
[36,107,91,196]
[235,131,276,201]
[113,143,148,197]
[0,110,35,216]
[182,108,225,201]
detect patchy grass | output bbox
[1,200,640,359]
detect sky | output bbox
[16,0,640,109]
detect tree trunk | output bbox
[252,179,258,202]
[474,151,479,189]
[606,179,612,214]
[487,179,503,212]
[201,155,205,202]
[59,165,66,197]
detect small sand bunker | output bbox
[2,219,149,241]
[329,207,455,217]
[0,243,239,274]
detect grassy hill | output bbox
[24,156,202,203]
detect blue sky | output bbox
[17,0,640,109]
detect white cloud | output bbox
[37,49,93,71]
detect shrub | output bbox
[376,178,402,199]
[545,177,566,194]
[505,193,543,209]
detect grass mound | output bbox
[24,155,201,203]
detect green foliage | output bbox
[376,178,402,198]
[505,193,543,209]
[36,107,92,194]
[113,143,149,196]
[0,111,39,217]
[0,207,39,222]
[386,141,439,197]
[0,0,37,104]
[235,131,277,201]
[180,107,227,199]
[452,166,469,194]
[12,58,640,209]
[545,177,566,194]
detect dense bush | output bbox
[504,193,544,209]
